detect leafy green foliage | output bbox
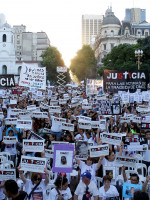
[70,45,97,82]
[41,46,70,85]
[98,38,150,76]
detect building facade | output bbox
[0,14,50,82]
[82,15,104,45]
[125,8,146,24]
[93,7,150,65]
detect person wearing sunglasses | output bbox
[19,168,49,200]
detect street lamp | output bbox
[135,49,143,70]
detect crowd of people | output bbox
[0,85,149,200]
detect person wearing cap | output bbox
[74,171,98,200]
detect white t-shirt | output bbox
[79,161,98,183]
[24,179,47,200]
[4,143,17,155]
[75,133,87,141]
[75,180,99,200]
[49,187,72,200]
[98,185,119,200]
[101,158,116,167]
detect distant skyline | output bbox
[1,0,150,66]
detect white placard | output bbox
[61,122,74,131]
[5,118,17,125]
[10,99,17,105]
[99,119,106,130]
[19,111,31,120]
[23,139,44,152]
[115,156,138,167]
[90,144,109,157]
[91,121,100,129]
[27,105,37,111]
[3,136,17,144]
[0,112,4,119]
[78,116,91,122]
[45,149,54,159]
[53,117,66,125]
[19,63,46,90]
[101,132,122,146]
[0,169,16,181]
[57,66,67,73]
[120,117,130,124]
[82,103,92,110]
[16,120,32,129]
[32,112,48,119]
[49,106,61,114]
[59,99,67,105]
[20,156,46,173]
[78,121,91,130]
[50,100,58,106]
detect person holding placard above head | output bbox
[50,113,62,141]
[75,155,102,184]
[49,176,72,200]
[19,167,49,200]
[98,175,119,200]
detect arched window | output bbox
[18,66,21,75]
[2,34,6,42]
[2,65,7,74]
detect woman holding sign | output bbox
[49,176,72,200]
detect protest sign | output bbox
[78,116,91,122]
[78,121,91,130]
[112,104,121,115]
[103,70,149,93]
[5,118,17,125]
[3,136,17,144]
[123,182,142,198]
[0,112,4,119]
[49,106,61,114]
[45,149,54,159]
[115,156,138,167]
[10,99,17,105]
[103,166,116,180]
[19,63,46,90]
[61,122,74,131]
[91,121,100,129]
[53,117,66,125]
[20,156,46,173]
[50,100,58,105]
[32,112,48,119]
[28,131,44,140]
[53,144,74,173]
[16,120,32,129]
[18,111,31,119]
[75,141,88,160]
[82,103,92,110]
[0,75,15,88]
[59,99,67,105]
[86,79,103,96]
[89,144,109,157]
[23,139,44,152]
[101,132,122,146]
[0,169,16,181]
[99,100,112,115]
[99,119,106,130]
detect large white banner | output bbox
[23,139,44,152]
[20,156,46,173]
[19,63,46,90]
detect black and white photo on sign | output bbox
[20,156,46,173]
[112,104,121,115]
[103,166,116,180]
[75,141,88,160]
[89,144,109,157]
[54,150,73,168]
[23,139,44,152]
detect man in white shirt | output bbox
[74,171,98,200]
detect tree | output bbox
[98,37,150,76]
[70,45,97,82]
[41,46,70,85]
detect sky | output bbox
[1,0,150,66]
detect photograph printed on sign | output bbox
[112,104,121,115]
[103,166,116,180]
[75,141,88,160]
[55,150,73,168]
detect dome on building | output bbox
[102,7,121,26]
[2,22,11,28]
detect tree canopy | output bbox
[70,45,97,82]
[41,46,70,85]
[98,37,150,76]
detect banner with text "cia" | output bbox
[103,70,149,93]
[0,75,15,88]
